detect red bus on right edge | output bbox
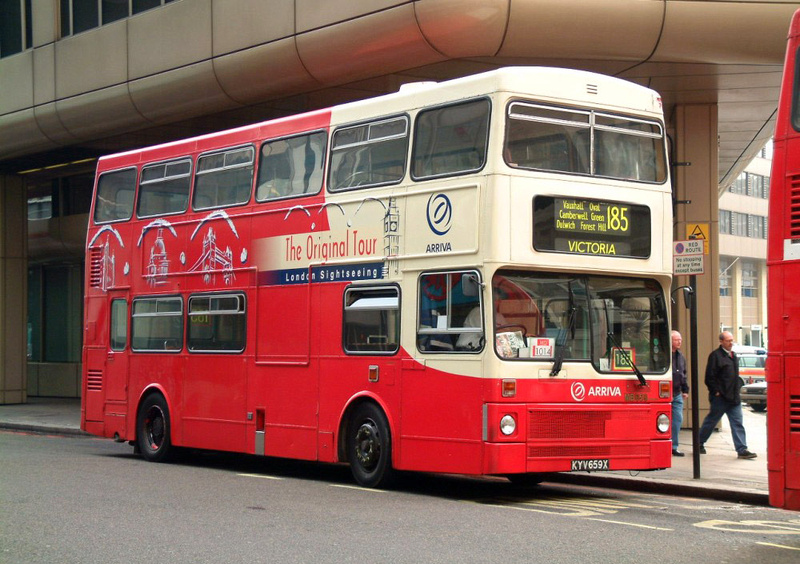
[768,8,800,511]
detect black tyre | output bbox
[347,403,395,488]
[751,403,767,412]
[136,393,173,463]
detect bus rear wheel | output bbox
[136,393,173,463]
[347,403,395,488]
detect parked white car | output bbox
[741,381,767,412]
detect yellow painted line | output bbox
[330,484,388,493]
[237,473,283,480]
[756,542,800,551]
[586,518,673,531]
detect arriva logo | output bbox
[570,382,586,402]
[426,193,452,235]
[571,382,622,402]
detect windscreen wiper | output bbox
[551,282,577,376]
[606,330,647,386]
[550,308,575,376]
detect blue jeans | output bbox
[698,395,748,453]
[671,394,684,448]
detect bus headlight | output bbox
[500,415,517,436]
[656,413,670,434]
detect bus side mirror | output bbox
[681,287,693,310]
[462,273,481,297]
[671,286,693,310]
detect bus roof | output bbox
[97,66,663,171]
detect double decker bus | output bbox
[767,8,800,511]
[81,67,673,487]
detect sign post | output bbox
[673,239,704,479]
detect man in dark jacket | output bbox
[671,330,689,456]
[697,331,757,459]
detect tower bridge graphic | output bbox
[188,226,235,285]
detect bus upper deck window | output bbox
[505,103,666,183]
[594,114,665,183]
[194,146,254,210]
[94,168,136,224]
[137,159,192,218]
[505,103,590,175]
[329,117,408,192]
[257,131,326,201]
[412,99,490,180]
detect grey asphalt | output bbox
[0,397,769,506]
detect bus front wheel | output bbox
[347,403,395,488]
[136,393,173,463]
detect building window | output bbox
[102,0,128,24]
[741,261,759,298]
[751,215,766,240]
[732,211,748,237]
[719,257,732,297]
[27,264,84,362]
[750,174,767,199]
[60,0,176,37]
[1,0,32,58]
[719,210,731,235]
[729,173,747,195]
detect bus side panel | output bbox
[182,355,248,453]
[397,364,484,474]
[249,282,318,462]
[254,364,320,461]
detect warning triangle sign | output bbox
[687,223,708,240]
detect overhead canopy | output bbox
[0,0,794,188]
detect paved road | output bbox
[2,430,798,564]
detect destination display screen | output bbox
[533,196,651,258]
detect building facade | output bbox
[718,142,772,348]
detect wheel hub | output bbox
[354,421,380,469]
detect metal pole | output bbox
[690,274,700,479]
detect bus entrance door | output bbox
[102,293,130,437]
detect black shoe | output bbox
[699,446,706,454]
[672,450,685,457]
[737,450,757,459]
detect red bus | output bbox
[767,9,800,511]
[81,67,674,487]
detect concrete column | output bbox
[0,175,28,404]
[732,260,742,341]
[672,104,719,428]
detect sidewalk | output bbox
[0,397,770,506]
